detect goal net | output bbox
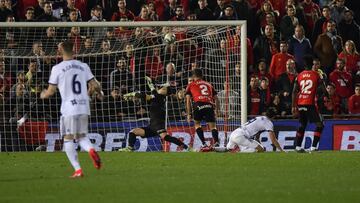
[0,21,247,152]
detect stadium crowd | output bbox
[0,0,360,124]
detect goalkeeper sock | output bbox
[211,129,219,144]
[196,127,206,145]
[295,131,304,147]
[64,140,81,171]
[312,132,321,148]
[164,135,188,149]
[128,132,137,148]
[78,136,93,152]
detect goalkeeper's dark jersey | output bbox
[149,92,166,130]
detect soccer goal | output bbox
[0,21,247,152]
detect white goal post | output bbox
[0,20,247,152]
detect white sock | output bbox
[78,136,93,152]
[64,140,81,171]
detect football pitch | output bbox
[0,152,359,203]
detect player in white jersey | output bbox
[216,109,284,153]
[41,41,103,178]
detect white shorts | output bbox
[60,114,88,137]
[226,128,261,151]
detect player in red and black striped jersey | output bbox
[292,55,327,152]
[186,69,220,151]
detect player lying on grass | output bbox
[215,108,284,153]
[40,41,102,178]
[119,77,190,152]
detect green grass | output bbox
[0,152,359,203]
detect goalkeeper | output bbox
[119,77,190,152]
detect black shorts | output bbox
[193,102,216,123]
[141,123,166,138]
[298,105,323,124]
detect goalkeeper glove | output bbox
[145,76,155,92]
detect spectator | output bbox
[104,86,135,121]
[67,26,82,54]
[330,0,349,23]
[260,12,280,40]
[319,83,341,115]
[67,8,81,22]
[109,57,133,94]
[0,15,18,50]
[268,93,287,117]
[213,0,226,20]
[0,60,12,98]
[135,5,151,21]
[145,46,163,80]
[337,10,360,50]
[147,2,159,21]
[88,6,107,43]
[217,4,237,20]
[99,28,122,51]
[338,40,360,76]
[171,5,186,21]
[348,84,360,114]
[285,0,307,31]
[10,71,27,99]
[217,80,240,119]
[276,58,297,112]
[300,0,321,37]
[314,20,343,74]
[0,0,12,22]
[256,1,279,30]
[253,24,280,65]
[60,0,82,21]
[25,59,41,94]
[231,25,254,71]
[34,0,45,18]
[252,59,273,90]
[280,5,299,40]
[268,0,286,17]
[195,0,214,20]
[162,0,177,21]
[36,1,58,21]
[288,25,312,72]
[95,40,116,83]
[248,75,260,115]
[312,57,327,82]
[259,77,271,115]
[311,6,331,45]
[163,43,184,71]
[206,38,237,90]
[329,58,353,112]
[157,62,186,88]
[111,0,135,21]
[79,36,94,54]
[269,41,295,81]
[24,6,35,21]
[42,27,58,55]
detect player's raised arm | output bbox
[268,131,284,152]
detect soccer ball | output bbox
[164,33,176,44]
